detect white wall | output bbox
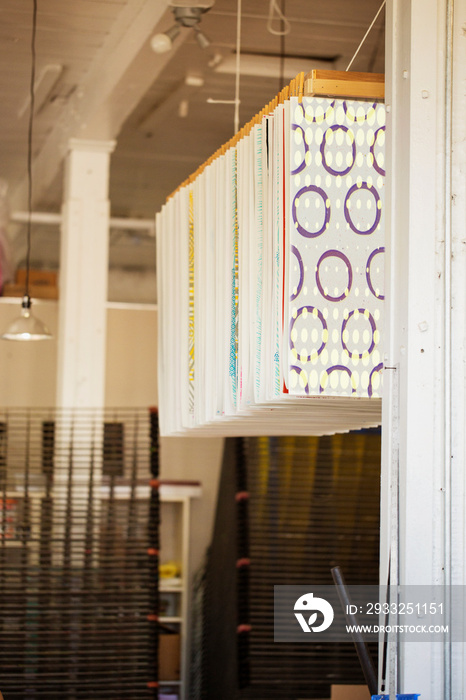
[0,299,57,406]
[382,0,466,696]
[0,299,161,408]
[160,436,224,580]
[104,304,158,407]
[0,301,161,409]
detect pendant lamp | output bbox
[2,0,52,342]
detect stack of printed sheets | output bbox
[156,96,386,436]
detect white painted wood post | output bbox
[54,139,115,569]
[449,4,466,699]
[383,0,465,697]
[56,138,115,409]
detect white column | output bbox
[448,0,466,696]
[382,0,465,698]
[56,138,115,409]
[54,139,114,568]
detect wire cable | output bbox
[234,0,242,133]
[267,0,291,36]
[278,0,286,93]
[25,0,38,299]
[346,0,385,72]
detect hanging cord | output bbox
[233,0,242,133]
[346,0,386,72]
[207,0,242,132]
[278,0,286,94]
[25,0,38,301]
[267,0,290,36]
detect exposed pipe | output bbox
[10,211,155,236]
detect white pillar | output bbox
[56,138,115,409]
[449,5,466,700]
[382,0,465,697]
[54,139,114,568]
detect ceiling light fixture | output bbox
[193,25,210,50]
[151,6,211,54]
[1,0,52,342]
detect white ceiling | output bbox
[0,0,385,277]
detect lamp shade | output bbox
[1,296,52,341]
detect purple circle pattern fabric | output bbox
[288,97,385,398]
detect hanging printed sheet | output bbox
[287,96,385,399]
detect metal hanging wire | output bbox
[266,0,291,36]
[346,0,386,71]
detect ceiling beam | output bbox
[11,0,189,215]
[137,74,205,134]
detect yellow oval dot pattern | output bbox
[288,96,385,398]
